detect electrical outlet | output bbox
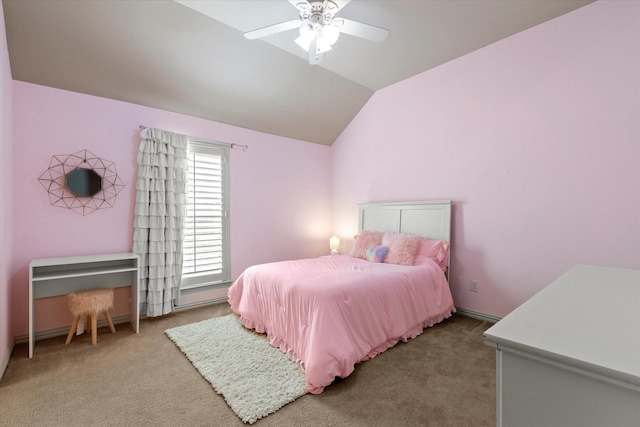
[470,280,479,292]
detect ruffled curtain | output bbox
[133,128,188,317]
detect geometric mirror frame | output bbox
[38,149,125,216]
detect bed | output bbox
[228,201,456,394]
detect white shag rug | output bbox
[165,314,307,424]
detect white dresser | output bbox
[484,265,640,427]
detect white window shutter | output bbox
[181,140,230,289]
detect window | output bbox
[181,139,230,290]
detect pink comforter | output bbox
[228,255,455,394]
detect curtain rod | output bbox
[139,126,248,150]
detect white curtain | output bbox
[133,127,188,317]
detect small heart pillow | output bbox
[366,245,389,263]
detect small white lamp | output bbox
[329,236,340,255]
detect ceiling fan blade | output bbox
[244,20,301,40]
[338,18,389,42]
[308,34,323,65]
[309,50,323,65]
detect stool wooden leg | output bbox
[104,310,116,334]
[91,313,97,345]
[65,316,80,344]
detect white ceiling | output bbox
[3,0,594,145]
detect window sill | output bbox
[181,281,231,295]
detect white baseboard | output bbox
[11,300,488,350]
[0,339,14,381]
[14,314,132,345]
[176,295,228,311]
[15,298,230,345]
[455,307,501,324]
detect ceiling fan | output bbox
[244,0,389,65]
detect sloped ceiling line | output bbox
[3,0,594,145]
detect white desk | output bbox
[29,253,140,358]
[484,265,640,427]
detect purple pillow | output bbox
[366,245,389,263]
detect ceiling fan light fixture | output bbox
[295,35,311,51]
[298,21,315,40]
[296,21,316,51]
[295,35,333,53]
[296,24,339,53]
[320,24,340,46]
[243,0,389,65]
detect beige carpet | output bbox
[0,303,496,427]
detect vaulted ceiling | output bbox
[3,0,594,145]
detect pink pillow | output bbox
[412,238,449,271]
[351,231,383,260]
[382,232,421,266]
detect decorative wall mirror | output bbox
[66,167,103,197]
[38,149,124,215]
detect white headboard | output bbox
[358,200,452,273]
[358,200,451,242]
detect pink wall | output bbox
[1,1,14,376]
[5,0,639,350]
[331,1,640,318]
[11,82,331,337]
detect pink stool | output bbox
[65,288,116,346]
